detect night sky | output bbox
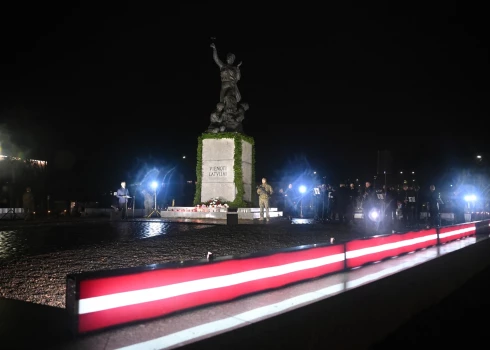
[1,2,488,199]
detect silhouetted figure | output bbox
[347,183,359,224]
[116,181,130,219]
[362,181,378,234]
[399,184,416,229]
[427,184,440,228]
[22,187,35,220]
[336,183,350,223]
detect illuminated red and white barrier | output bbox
[67,244,345,334]
[345,229,438,269]
[438,222,476,244]
[66,220,489,335]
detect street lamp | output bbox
[147,181,161,218]
[464,194,477,212]
[299,185,307,218]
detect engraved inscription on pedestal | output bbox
[204,163,233,183]
[208,165,228,177]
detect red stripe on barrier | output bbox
[439,222,476,244]
[75,244,344,333]
[345,229,437,269]
[78,259,344,333]
[79,245,342,299]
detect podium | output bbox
[227,208,238,225]
[112,195,131,220]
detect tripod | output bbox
[131,185,138,219]
[146,189,161,218]
[132,192,135,219]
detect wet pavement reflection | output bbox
[0,220,213,263]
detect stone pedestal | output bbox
[199,135,253,204]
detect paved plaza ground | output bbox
[0,216,489,349]
[0,216,365,308]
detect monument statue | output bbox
[210,42,242,104]
[207,102,226,133]
[207,42,248,134]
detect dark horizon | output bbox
[1,2,489,199]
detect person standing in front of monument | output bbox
[116,181,130,219]
[257,177,273,221]
[22,187,35,220]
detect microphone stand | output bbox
[129,183,140,219]
[123,189,131,220]
[132,186,137,219]
[147,187,161,218]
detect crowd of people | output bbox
[275,180,469,234]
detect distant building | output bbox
[0,155,47,209]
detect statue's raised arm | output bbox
[210,43,224,69]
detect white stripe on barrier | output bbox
[346,252,437,289]
[79,253,345,314]
[439,226,475,239]
[345,234,437,259]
